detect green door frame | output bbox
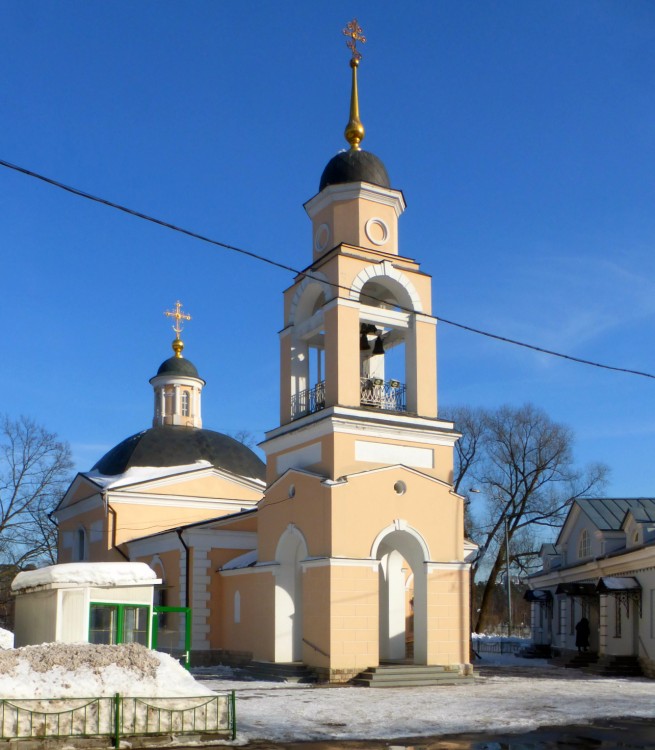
[152,606,192,669]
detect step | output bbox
[242,661,317,683]
[352,677,472,688]
[353,664,474,688]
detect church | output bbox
[54,24,473,683]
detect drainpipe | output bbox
[107,498,130,561]
[176,528,191,608]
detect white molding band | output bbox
[304,182,406,218]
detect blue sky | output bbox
[2,2,654,498]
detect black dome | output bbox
[319,149,390,192]
[91,426,265,481]
[156,356,201,379]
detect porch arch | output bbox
[274,524,308,662]
[372,521,429,664]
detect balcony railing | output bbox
[360,377,406,412]
[291,378,406,420]
[291,381,326,420]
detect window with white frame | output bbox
[578,529,591,559]
[181,390,190,417]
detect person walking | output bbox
[575,617,590,653]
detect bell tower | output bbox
[262,24,450,484]
[254,23,469,679]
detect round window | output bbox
[394,481,406,496]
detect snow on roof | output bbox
[85,460,213,489]
[11,562,159,592]
[221,550,257,570]
[598,575,641,591]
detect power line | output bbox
[2,157,654,382]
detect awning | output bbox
[555,582,596,596]
[596,576,641,594]
[524,589,553,603]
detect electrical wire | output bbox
[1,157,653,381]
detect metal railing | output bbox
[291,377,407,419]
[360,377,406,412]
[291,380,326,419]
[0,692,236,746]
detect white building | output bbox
[528,497,655,677]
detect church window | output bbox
[394,481,406,496]
[76,527,88,561]
[578,529,591,559]
[234,591,241,624]
[181,391,190,417]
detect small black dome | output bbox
[91,426,265,481]
[156,356,201,379]
[319,149,390,192]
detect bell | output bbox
[373,335,385,355]
[360,332,371,351]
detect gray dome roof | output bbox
[155,356,201,379]
[319,149,390,192]
[91,426,265,481]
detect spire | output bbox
[343,19,366,151]
[164,300,191,358]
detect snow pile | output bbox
[0,643,210,698]
[11,562,159,592]
[0,629,14,650]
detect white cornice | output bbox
[359,303,410,329]
[219,561,278,577]
[181,529,256,550]
[112,466,264,494]
[304,182,406,219]
[149,374,206,388]
[530,544,655,587]
[301,557,380,571]
[53,493,104,522]
[106,494,258,511]
[262,408,459,456]
[425,561,471,572]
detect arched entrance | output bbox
[373,523,429,664]
[274,525,307,662]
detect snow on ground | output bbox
[0,643,210,698]
[0,640,653,743]
[194,654,655,744]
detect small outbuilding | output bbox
[12,562,160,649]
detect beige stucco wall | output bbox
[427,568,470,665]
[220,570,275,660]
[326,563,379,671]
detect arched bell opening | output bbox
[289,283,327,420]
[274,526,308,662]
[374,527,428,664]
[359,278,409,414]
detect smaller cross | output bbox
[343,19,366,62]
[164,301,191,339]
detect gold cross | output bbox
[164,301,191,339]
[343,19,366,62]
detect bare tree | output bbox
[444,404,608,633]
[0,415,73,568]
